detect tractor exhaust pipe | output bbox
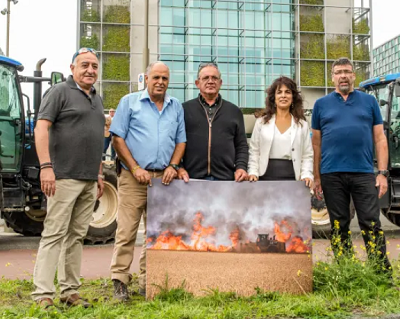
[33,58,47,123]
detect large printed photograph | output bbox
[146,179,313,299]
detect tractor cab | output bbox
[0,56,25,175]
[360,74,400,226]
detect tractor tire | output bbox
[311,192,331,239]
[311,194,356,239]
[2,210,44,236]
[380,208,400,227]
[85,163,118,244]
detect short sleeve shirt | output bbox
[37,76,105,180]
[311,90,383,174]
[109,89,186,170]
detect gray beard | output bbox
[338,84,350,95]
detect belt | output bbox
[146,169,164,173]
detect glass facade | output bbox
[76,0,373,110]
[373,36,400,76]
[159,0,295,108]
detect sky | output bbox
[0,0,398,95]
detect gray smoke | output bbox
[147,179,311,247]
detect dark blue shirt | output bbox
[311,90,383,174]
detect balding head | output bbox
[145,61,170,102]
[146,61,169,75]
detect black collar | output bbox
[198,93,221,107]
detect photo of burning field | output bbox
[146,179,312,299]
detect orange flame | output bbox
[148,213,310,254]
[149,212,232,252]
[286,236,309,253]
[274,220,293,243]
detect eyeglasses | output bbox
[332,70,354,76]
[71,48,99,63]
[199,75,220,82]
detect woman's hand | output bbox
[302,178,313,189]
[248,175,259,182]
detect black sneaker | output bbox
[113,279,129,301]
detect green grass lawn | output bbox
[1,253,400,319]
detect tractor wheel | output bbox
[2,209,45,236]
[380,208,400,227]
[85,164,118,244]
[311,194,356,239]
[311,192,331,239]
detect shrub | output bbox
[327,35,350,60]
[300,0,324,4]
[300,61,325,86]
[81,9,100,22]
[102,26,130,52]
[103,83,130,109]
[102,54,130,81]
[353,44,370,61]
[300,14,324,32]
[103,5,130,23]
[355,67,369,87]
[353,18,370,34]
[300,34,324,59]
[80,34,100,51]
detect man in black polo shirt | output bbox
[178,62,248,181]
[312,57,391,273]
[32,48,105,308]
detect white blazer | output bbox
[248,115,313,181]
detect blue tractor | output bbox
[360,73,400,227]
[0,55,118,243]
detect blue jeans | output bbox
[103,136,116,160]
[203,176,219,181]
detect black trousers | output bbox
[321,172,391,272]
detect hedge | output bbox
[103,5,130,24]
[300,0,324,4]
[102,26,130,52]
[300,61,325,87]
[353,43,370,61]
[355,68,368,87]
[353,18,370,34]
[327,35,350,60]
[103,83,130,109]
[102,54,130,81]
[81,9,100,22]
[240,108,264,115]
[300,34,324,59]
[299,14,324,32]
[80,34,100,51]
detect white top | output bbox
[269,125,292,159]
[247,115,313,181]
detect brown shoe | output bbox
[60,293,91,308]
[36,297,54,309]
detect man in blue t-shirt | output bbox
[311,57,391,274]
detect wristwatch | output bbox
[377,170,389,177]
[169,164,180,171]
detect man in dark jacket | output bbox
[178,62,248,181]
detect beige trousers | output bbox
[110,169,162,289]
[32,179,97,300]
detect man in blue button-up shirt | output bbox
[109,61,186,301]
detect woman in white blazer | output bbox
[248,76,313,187]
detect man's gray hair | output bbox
[331,57,354,73]
[197,62,221,79]
[145,61,169,75]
